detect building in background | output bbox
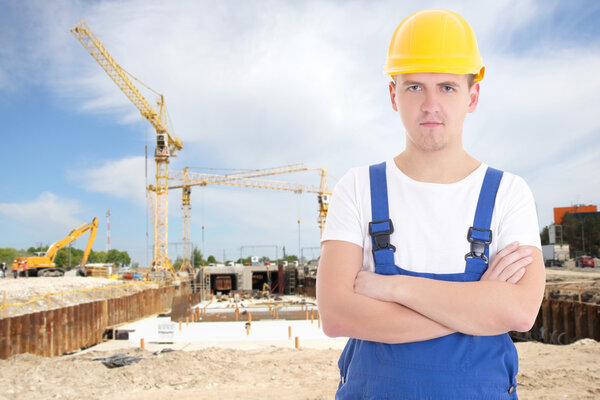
[554,205,598,224]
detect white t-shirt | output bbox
[321,160,541,274]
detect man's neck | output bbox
[393,147,480,184]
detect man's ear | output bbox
[389,79,399,112]
[467,82,480,113]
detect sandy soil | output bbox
[0,339,598,400]
[545,266,600,282]
[0,277,157,318]
[545,267,600,304]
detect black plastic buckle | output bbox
[369,219,396,254]
[464,226,492,263]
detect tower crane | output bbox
[164,163,313,272]
[71,20,183,276]
[168,167,331,271]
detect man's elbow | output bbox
[317,297,353,337]
[321,315,345,337]
[317,304,348,337]
[504,305,539,333]
[510,310,538,333]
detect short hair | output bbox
[466,74,476,88]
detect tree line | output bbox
[540,212,600,257]
[0,244,314,270]
[171,246,305,269]
[0,246,131,269]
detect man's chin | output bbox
[417,141,447,153]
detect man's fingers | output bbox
[483,243,532,283]
[497,256,532,282]
[486,242,520,278]
[506,267,526,284]
[492,247,532,274]
[490,241,519,268]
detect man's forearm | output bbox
[318,286,454,344]
[389,261,544,335]
[354,247,545,336]
[389,277,524,335]
[318,240,457,343]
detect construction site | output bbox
[1,13,600,400]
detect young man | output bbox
[317,9,544,399]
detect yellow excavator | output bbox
[16,217,98,277]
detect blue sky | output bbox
[1,0,599,265]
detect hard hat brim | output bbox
[384,61,485,82]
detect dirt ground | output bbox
[545,266,600,304]
[0,277,157,318]
[545,265,600,282]
[1,271,599,399]
[0,339,598,400]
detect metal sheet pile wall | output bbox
[0,285,176,359]
[512,298,600,344]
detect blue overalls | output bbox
[336,162,518,400]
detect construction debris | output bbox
[92,353,144,368]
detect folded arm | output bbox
[354,245,545,336]
[317,240,454,344]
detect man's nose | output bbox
[420,91,441,113]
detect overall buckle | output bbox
[369,219,396,254]
[464,226,492,263]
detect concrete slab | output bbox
[79,313,348,354]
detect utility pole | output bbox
[582,219,586,254]
[106,208,111,252]
[297,219,301,262]
[202,226,205,257]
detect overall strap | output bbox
[465,167,504,263]
[369,162,397,273]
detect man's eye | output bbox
[408,85,420,91]
[443,86,454,92]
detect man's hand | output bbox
[481,241,532,283]
[354,270,397,302]
[354,242,533,301]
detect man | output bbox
[12,260,18,279]
[317,9,544,399]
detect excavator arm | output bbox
[46,217,98,265]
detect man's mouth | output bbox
[420,121,443,128]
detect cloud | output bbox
[70,156,147,205]
[162,172,323,259]
[0,192,84,232]
[2,0,599,255]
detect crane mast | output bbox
[169,167,332,258]
[169,164,311,271]
[72,20,183,276]
[72,20,330,275]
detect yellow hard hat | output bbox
[384,9,485,82]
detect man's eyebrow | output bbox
[400,80,461,87]
[401,80,423,87]
[438,81,460,87]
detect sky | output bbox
[1,0,599,265]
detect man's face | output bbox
[389,72,480,153]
